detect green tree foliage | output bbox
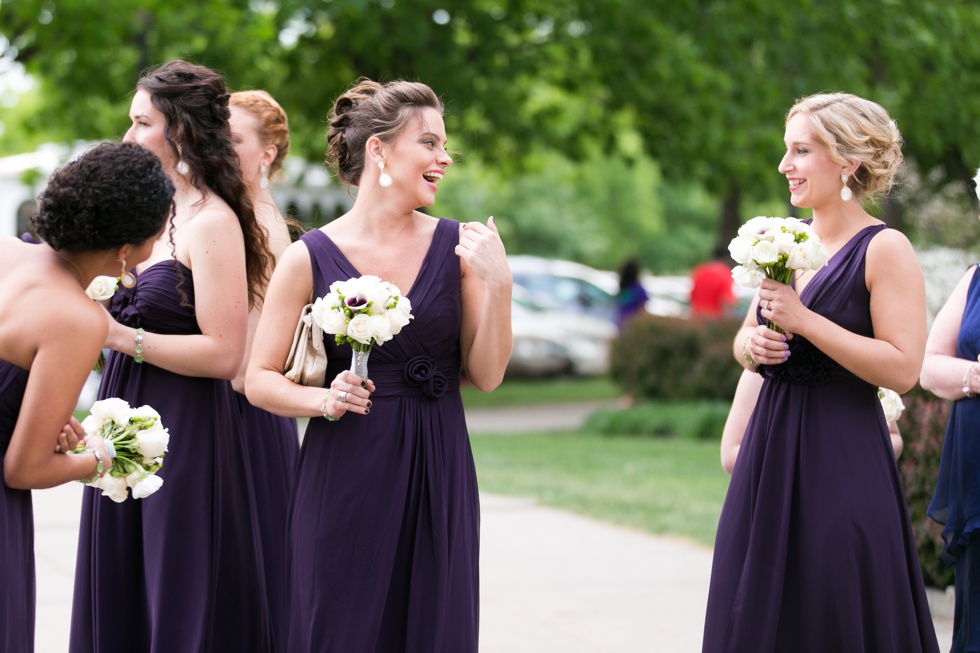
[5,0,980,251]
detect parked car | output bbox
[507,286,617,378]
[508,255,619,325]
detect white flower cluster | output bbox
[311,274,414,348]
[728,216,830,288]
[84,275,119,301]
[79,397,169,503]
[877,387,905,424]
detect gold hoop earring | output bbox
[119,260,136,288]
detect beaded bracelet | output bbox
[741,335,758,367]
[963,364,975,399]
[320,391,340,421]
[134,328,145,364]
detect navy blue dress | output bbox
[929,264,980,652]
[70,260,272,653]
[0,360,33,653]
[703,225,938,652]
[286,219,480,652]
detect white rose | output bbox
[878,387,905,424]
[368,314,393,344]
[80,413,104,437]
[85,275,119,301]
[89,398,132,429]
[97,474,130,503]
[752,240,780,265]
[738,216,772,237]
[367,285,394,316]
[785,243,813,270]
[770,229,797,255]
[728,236,753,265]
[132,473,164,500]
[388,306,412,335]
[136,421,170,459]
[311,297,348,335]
[732,265,764,288]
[347,314,374,345]
[807,238,830,269]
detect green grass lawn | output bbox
[471,430,731,548]
[461,376,620,409]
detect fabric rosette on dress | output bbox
[74,397,169,502]
[403,355,449,399]
[311,274,414,379]
[729,215,830,332]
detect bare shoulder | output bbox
[866,225,917,268]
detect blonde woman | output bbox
[703,93,938,652]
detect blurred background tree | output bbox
[3,0,980,271]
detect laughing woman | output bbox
[246,78,512,652]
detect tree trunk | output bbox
[716,181,742,253]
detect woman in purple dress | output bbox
[703,93,938,652]
[70,61,275,653]
[229,89,300,650]
[0,142,173,652]
[246,79,513,652]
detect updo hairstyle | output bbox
[787,93,904,200]
[229,90,291,176]
[325,78,443,186]
[32,142,174,252]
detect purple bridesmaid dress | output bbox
[703,225,939,652]
[286,219,480,653]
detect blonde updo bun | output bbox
[787,93,904,201]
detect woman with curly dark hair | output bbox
[70,61,275,652]
[0,141,173,652]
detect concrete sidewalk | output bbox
[31,399,953,651]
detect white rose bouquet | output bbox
[877,387,905,424]
[310,275,414,378]
[728,216,830,332]
[74,398,169,502]
[84,275,120,372]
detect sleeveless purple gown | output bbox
[234,391,298,650]
[0,360,33,653]
[702,225,938,652]
[70,260,272,653]
[287,219,479,653]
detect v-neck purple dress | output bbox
[286,219,479,653]
[702,225,938,652]
[0,359,33,653]
[70,259,272,653]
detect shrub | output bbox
[898,384,955,589]
[610,314,743,401]
[584,400,731,440]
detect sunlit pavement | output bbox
[32,401,952,652]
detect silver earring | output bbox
[176,160,189,175]
[378,160,393,188]
[840,174,852,202]
[259,164,270,190]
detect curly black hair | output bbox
[32,142,174,252]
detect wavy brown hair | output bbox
[137,60,273,308]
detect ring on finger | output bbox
[337,390,348,403]
[766,300,772,310]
